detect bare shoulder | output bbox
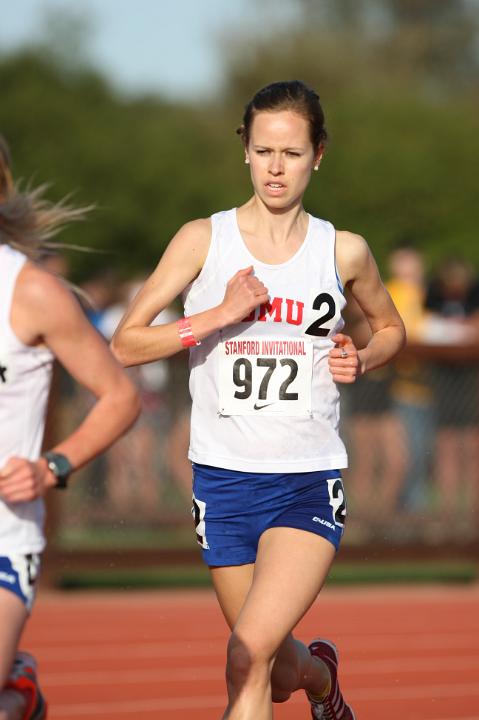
[177,217,211,240]
[116,217,213,328]
[16,262,76,310]
[336,230,374,286]
[164,217,212,269]
[13,262,87,345]
[336,230,370,262]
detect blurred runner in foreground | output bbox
[0,136,140,720]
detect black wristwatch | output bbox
[42,452,73,489]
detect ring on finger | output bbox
[340,348,348,358]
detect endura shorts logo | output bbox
[0,571,16,584]
[312,516,336,531]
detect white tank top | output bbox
[0,244,53,553]
[184,208,348,473]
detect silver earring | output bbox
[245,158,250,164]
[313,165,319,171]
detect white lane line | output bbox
[346,656,479,674]
[347,683,479,701]
[336,634,479,652]
[29,632,479,662]
[41,666,224,686]
[46,682,479,717]
[48,695,227,716]
[31,641,225,661]
[39,655,479,688]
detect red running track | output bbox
[22,584,479,720]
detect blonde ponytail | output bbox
[0,135,91,260]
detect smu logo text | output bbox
[242,297,304,325]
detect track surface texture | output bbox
[22,584,479,719]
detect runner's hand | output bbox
[328,333,360,383]
[0,456,55,502]
[220,266,269,325]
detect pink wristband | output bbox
[177,317,201,348]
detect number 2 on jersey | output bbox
[300,289,344,339]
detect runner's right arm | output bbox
[111,219,269,367]
[0,264,141,502]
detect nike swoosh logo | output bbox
[253,402,275,410]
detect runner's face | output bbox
[246,110,320,209]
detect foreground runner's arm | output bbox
[0,263,141,503]
[111,218,269,366]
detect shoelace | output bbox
[312,698,333,720]
[323,698,335,720]
[313,693,342,720]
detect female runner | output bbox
[112,81,405,720]
[0,136,140,720]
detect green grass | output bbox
[329,562,477,585]
[57,525,195,550]
[56,561,477,591]
[57,565,211,590]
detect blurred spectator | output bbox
[425,258,479,530]
[425,258,479,337]
[386,245,434,513]
[342,291,407,532]
[166,406,193,501]
[96,279,174,519]
[37,251,70,279]
[57,271,122,506]
[387,245,427,341]
[81,270,119,331]
[57,274,193,529]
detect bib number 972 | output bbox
[233,357,298,401]
[218,337,313,416]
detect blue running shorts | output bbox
[192,464,347,566]
[0,554,41,612]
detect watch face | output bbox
[45,452,72,487]
[51,455,71,478]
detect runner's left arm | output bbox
[329,231,405,383]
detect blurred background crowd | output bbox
[48,244,479,554]
[1,0,478,555]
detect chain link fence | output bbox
[48,345,479,557]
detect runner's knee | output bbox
[226,632,271,691]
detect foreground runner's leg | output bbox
[5,653,47,720]
[213,527,338,720]
[0,588,29,719]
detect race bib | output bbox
[218,336,312,416]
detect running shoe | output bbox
[5,651,47,720]
[307,638,355,720]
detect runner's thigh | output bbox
[232,527,335,656]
